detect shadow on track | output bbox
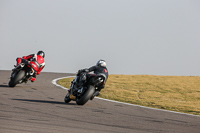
[0,84,9,87]
[12,98,76,105]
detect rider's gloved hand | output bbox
[78,69,82,74]
[78,69,84,75]
[78,69,89,75]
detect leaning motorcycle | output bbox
[8,59,39,87]
[64,72,105,105]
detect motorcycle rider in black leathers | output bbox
[76,59,108,97]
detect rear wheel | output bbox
[76,85,95,105]
[9,70,25,87]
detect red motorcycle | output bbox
[9,59,39,87]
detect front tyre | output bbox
[76,85,95,105]
[9,70,25,87]
[64,92,71,103]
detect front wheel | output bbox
[76,85,95,105]
[9,70,25,87]
[64,92,71,103]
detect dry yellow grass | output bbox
[59,75,200,115]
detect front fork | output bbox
[69,80,77,100]
[69,89,76,100]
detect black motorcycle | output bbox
[8,59,39,87]
[64,72,105,105]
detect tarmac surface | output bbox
[0,70,200,133]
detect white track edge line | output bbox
[52,76,200,117]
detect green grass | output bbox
[59,75,200,115]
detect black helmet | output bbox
[96,59,106,67]
[37,50,45,58]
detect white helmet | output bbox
[96,59,106,67]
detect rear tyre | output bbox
[9,70,25,87]
[76,85,95,105]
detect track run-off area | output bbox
[0,70,200,133]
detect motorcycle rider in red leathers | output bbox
[16,51,45,82]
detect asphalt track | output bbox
[0,70,199,133]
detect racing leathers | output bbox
[16,54,45,82]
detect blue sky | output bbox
[0,0,200,76]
